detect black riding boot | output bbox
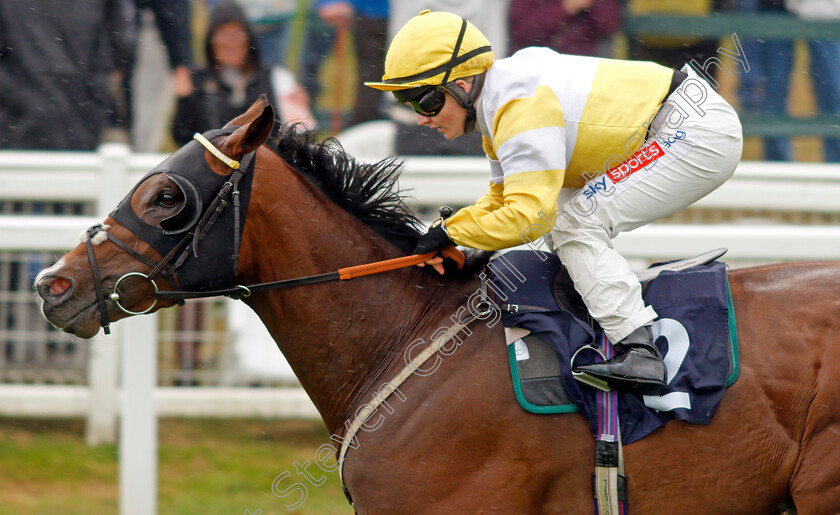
[574,325,667,395]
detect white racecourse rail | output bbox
[3,145,840,419]
[2,144,840,514]
[3,144,840,418]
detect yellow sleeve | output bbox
[445,85,567,250]
[473,182,505,212]
[446,170,564,250]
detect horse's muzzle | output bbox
[35,272,101,338]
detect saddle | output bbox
[501,248,729,333]
[487,248,739,440]
[551,247,729,331]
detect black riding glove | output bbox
[413,225,452,255]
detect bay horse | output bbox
[36,98,840,513]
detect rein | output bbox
[155,247,465,301]
[86,132,465,328]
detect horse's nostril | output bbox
[48,277,72,296]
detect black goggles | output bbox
[393,86,447,117]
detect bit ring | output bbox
[110,272,159,315]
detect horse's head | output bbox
[35,97,275,338]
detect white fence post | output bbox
[98,143,132,206]
[85,329,120,445]
[84,143,132,445]
[120,312,158,515]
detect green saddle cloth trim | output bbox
[724,278,740,387]
[508,276,740,414]
[508,339,579,414]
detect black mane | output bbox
[272,125,492,275]
[274,126,423,253]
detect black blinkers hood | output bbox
[109,127,256,291]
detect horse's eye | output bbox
[158,190,180,208]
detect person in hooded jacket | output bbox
[0,0,131,150]
[171,0,314,146]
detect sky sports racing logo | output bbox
[606,140,665,184]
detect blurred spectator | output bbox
[298,3,337,113]
[508,0,622,57]
[735,0,792,160]
[738,0,840,161]
[111,0,195,142]
[171,1,315,146]
[786,0,840,160]
[136,0,194,96]
[317,0,389,128]
[206,0,298,68]
[627,0,728,69]
[0,0,132,150]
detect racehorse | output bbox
[35,98,840,513]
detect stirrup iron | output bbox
[571,345,611,392]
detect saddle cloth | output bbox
[488,250,739,444]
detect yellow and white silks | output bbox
[445,48,742,342]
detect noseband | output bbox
[83,128,255,334]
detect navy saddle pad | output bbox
[488,250,739,444]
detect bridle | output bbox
[83,128,255,334]
[83,129,465,334]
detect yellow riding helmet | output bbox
[365,10,494,92]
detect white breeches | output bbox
[548,65,743,342]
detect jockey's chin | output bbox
[418,99,467,140]
[440,126,464,140]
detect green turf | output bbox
[0,418,353,515]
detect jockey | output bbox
[366,10,743,395]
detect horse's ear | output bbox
[222,101,275,159]
[225,94,270,128]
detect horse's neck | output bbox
[240,167,475,434]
